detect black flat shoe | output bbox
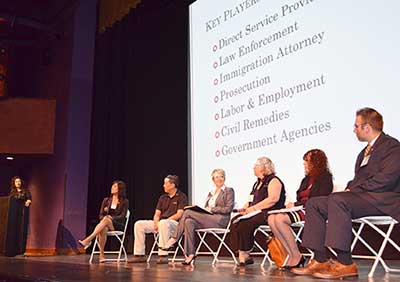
[281,256,306,270]
[239,258,254,266]
[181,255,196,265]
[159,244,176,252]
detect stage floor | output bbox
[1,255,399,282]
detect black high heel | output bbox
[281,256,306,270]
[239,258,254,267]
[181,255,196,265]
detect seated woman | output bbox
[79,180,129,262]
[164,169,234,265]
[230,156,286,266]
[6,176,32,257]
[268,149,333,269]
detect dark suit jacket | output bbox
[99,197,129,221]
[348,133,400,221]
[294,171,333,206]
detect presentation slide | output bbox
[189,0,400,207]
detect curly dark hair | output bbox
[303,149,331,177]
[10,176,25,191]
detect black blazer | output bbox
[348,133,400,221]
[295,170,333,206]
[99,197,129,221]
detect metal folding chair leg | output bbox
[147,233,185,263]
[89,210,130,263]
[351,216,400,277]
[252,225,273,266]
[195,226,238,265]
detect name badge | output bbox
[360,155,370,167]
[248,195,254,202]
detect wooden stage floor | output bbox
[0,255,399,282]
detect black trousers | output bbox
[302,192,385,253]
[229,212,267,252]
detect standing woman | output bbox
[268,149,333,269]
[79,180,129,263]
[230,156,286,266]
[6,176,32,256]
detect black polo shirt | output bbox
[156,189,188,219]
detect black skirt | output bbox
[112,218,126,231]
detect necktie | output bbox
[364,144,372,158]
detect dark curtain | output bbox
[87,0,193,234]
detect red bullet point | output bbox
[215,150,220,157]
[214,96,219,103]
[213,45,218,52]
[213,79,218,85]
[215,131,220,138]
[213,62,218,68]
[214,113,219,120]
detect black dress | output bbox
[99,197,129,231]
[230,174,286,251]
[5,190,32,257]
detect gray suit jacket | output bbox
[204,187,235,227]
[348,133,400,221]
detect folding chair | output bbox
[252,225,273,266]
[89,209,130,263]
[290,221,314,257]
[146,233,184,263]
[351,216,400,277]
[253,222,313,267]
[195,219,238,265]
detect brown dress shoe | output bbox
[313,260,358,279]
[128,256,147,263]
[156,256,169,264]
[291,259,330,275]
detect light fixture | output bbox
[6,156,14,160]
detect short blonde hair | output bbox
[255,156,276,175]
[211,168,226,180]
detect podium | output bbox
[0,196,29,256]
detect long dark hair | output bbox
[303,149,331,177]
[111,180,127,200]
[9,176,25,191]
[9,176,26,198]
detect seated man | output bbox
[291,107,400,279]
[129,174,187,264]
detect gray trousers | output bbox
[172,209,229,256]
[302,192,385,253]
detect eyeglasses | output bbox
[354,123,367,129]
